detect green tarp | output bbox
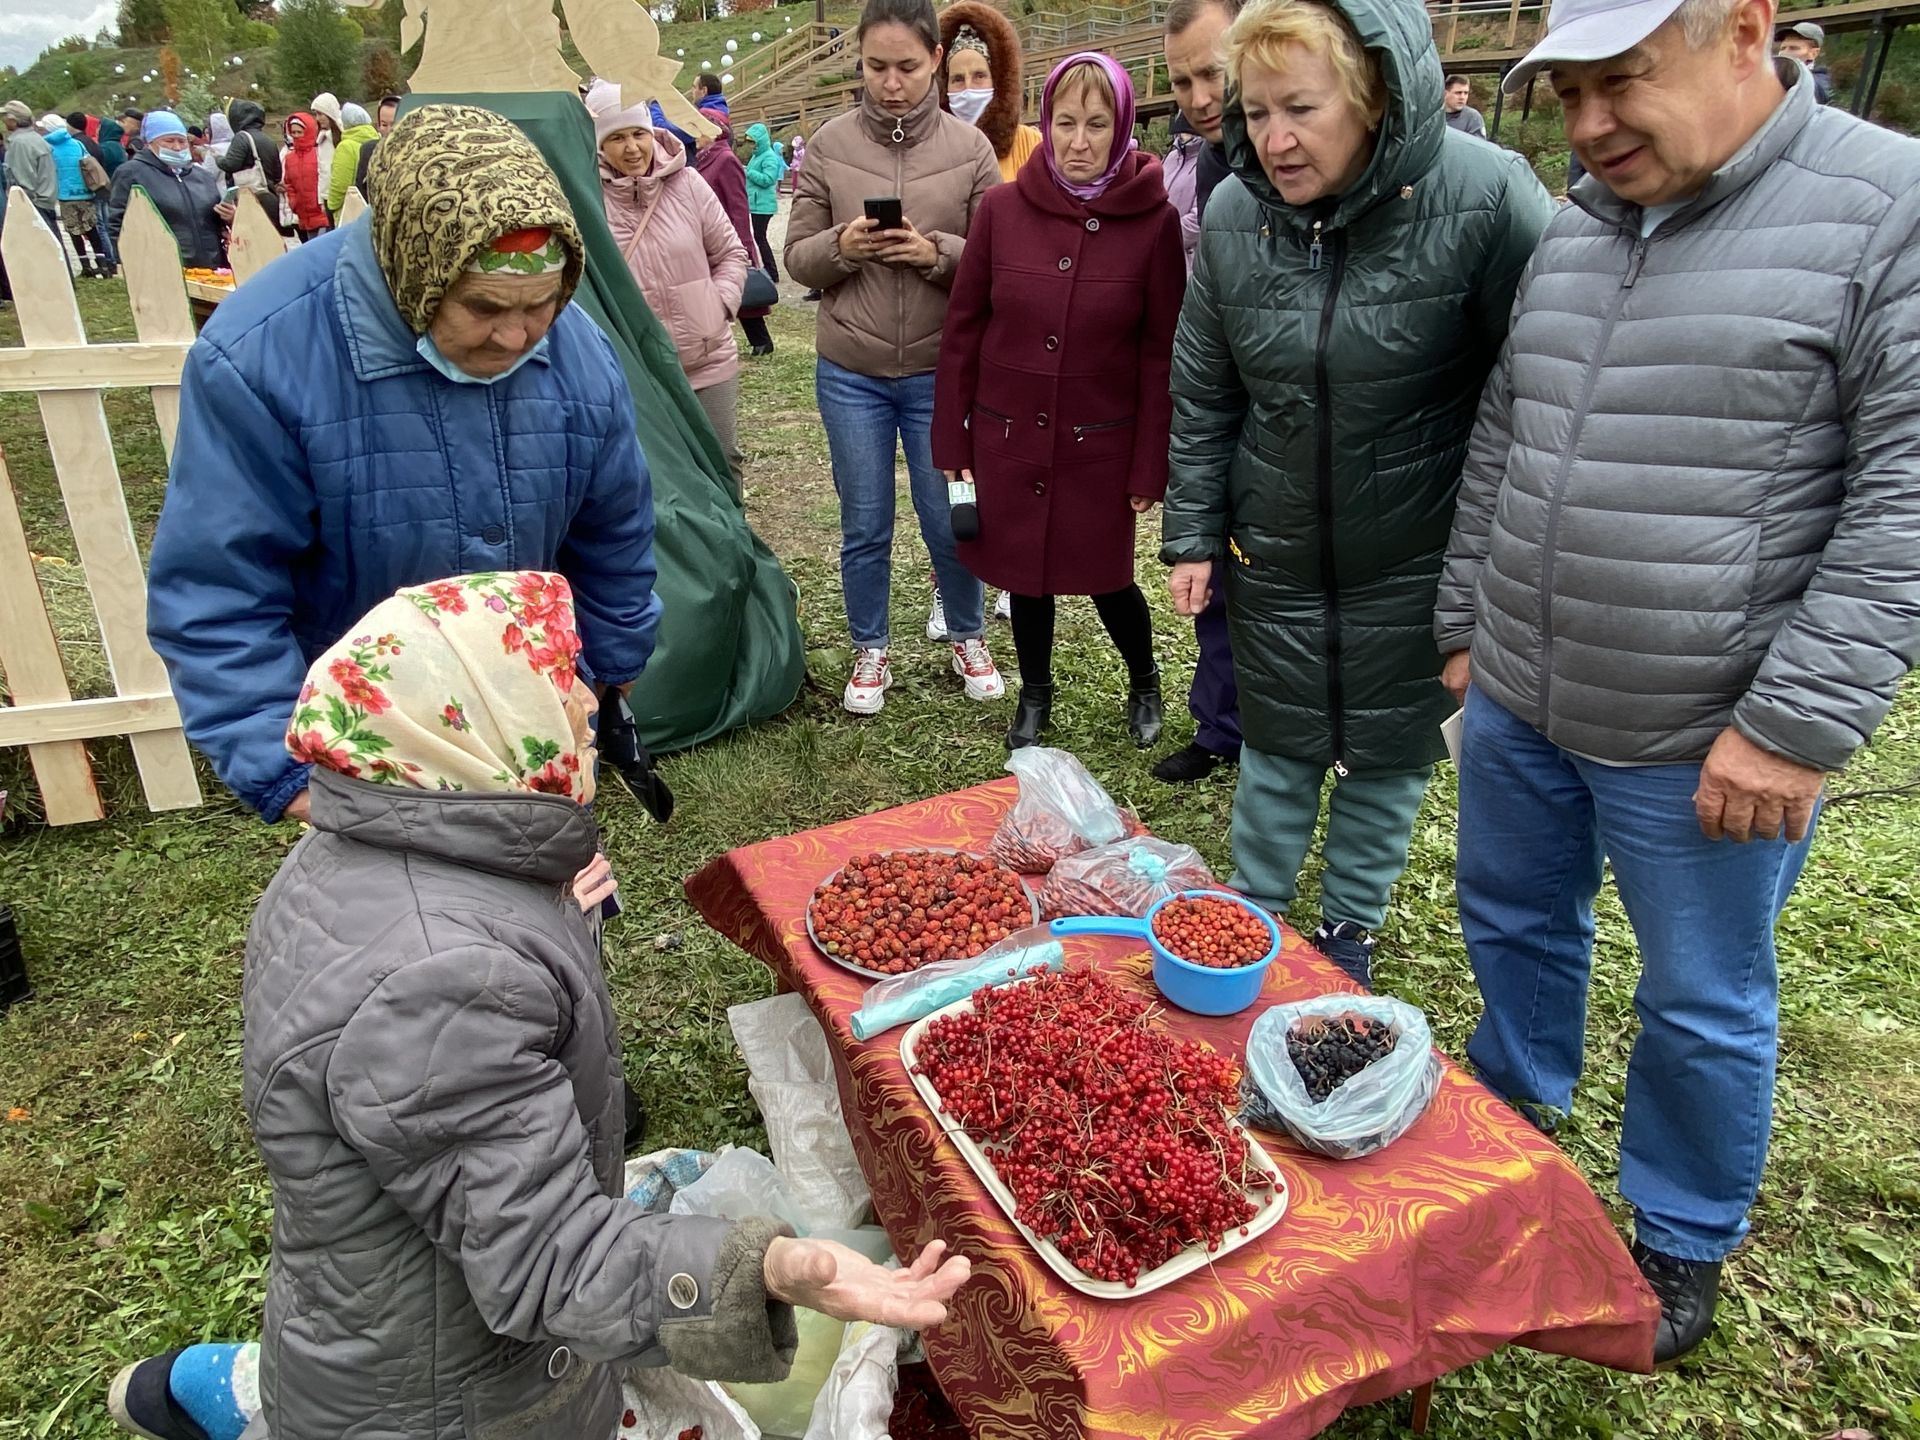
[399,90,804,752]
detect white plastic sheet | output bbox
[619,1365,760,1439]
[801,1321,908,1440]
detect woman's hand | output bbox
[874,217,938,270]
[1169,561,1214,616]
[764,1237,970,1330]
[1441,651,1471,704]
[837,215,886,263]
[942,467,973,487]
[1129,496,1158,514]
[571,852,618,913]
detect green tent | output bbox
[398,91,804,752]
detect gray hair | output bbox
[1673,0,1741,48]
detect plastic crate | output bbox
[0,905,29,1013]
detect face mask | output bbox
[155,147,194,170]
[949,87,994,126]
[415,331,550,386]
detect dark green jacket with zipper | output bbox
[1161,0,1552,771]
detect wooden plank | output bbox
[0,443,104,824]
[1506,0,1524,46]
[2,196,202,815]
[184,279,234,304]
[0,692,184,748]
[121,190,199,462]
[337,187,368,226]
[227,188,290,286]
[0,342,190,394]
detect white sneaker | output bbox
[926,591,949,641]
[951,637,1006,701]
[993,589,1012,621]
[843,647,892,715]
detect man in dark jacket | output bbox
[1437,0,1920,1366]
[106,112,230,268]
[1775,19,1832,103]
[1155,0,1245,784]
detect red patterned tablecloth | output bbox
[685,781,1659,1439]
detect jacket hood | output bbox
[229,99,267,131]
[99,118,123,144]
[308,768,599,884]
[342,122,380,143]
[1221,0,1444,234]
[939,0,1024,160]
[286,111,319,151]
[45,127,76,149]
[1016,144,1168,217]
[746,122,772,152]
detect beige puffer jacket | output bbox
[602,132,749,392]
[785,85,999,378]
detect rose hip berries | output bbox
[913,969,1276,1287]
[810,850,1031,975]
[1151,896,1270,969]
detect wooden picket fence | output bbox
[0,185,357,825]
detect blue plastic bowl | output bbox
[1049,889,1282,1016]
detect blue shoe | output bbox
[1311,919,1375,988]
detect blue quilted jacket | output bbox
[148,222,662,821]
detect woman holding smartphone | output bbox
[786,0,1006,717]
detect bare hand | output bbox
[214,202,236,223]
[764,1237,970,1330]
[282,789,312,824]
[942,467,973,487]
[1169,561,1214,617]
[838,215,887,263]
[873,217,938,269]
[571,852,618,912]
[1441,651,1471,704]
[1129,496,1158,514]
[1694,726,1824,844]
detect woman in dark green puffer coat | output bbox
[1162,0,1550,984]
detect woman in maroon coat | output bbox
[695,112,775,357]
[933,52,1185,750]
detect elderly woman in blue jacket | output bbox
[147,105,663,826]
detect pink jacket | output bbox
[600,132,749,391]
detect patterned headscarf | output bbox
[950,22,990,62]
[366,104,585,335]
[287,571,595,803]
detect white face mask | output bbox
[949,87,994,126]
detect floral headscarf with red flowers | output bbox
[286,571,596,802]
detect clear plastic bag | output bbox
[728,994,871,1229]
[989,747,1135,874]
[669,1145,814,1233]
[1038,837,1217,920]
[1241,995,1443,1160]
[849,925,1064,1040]
[618,1366,761,1439]
[801,1321,909,1440]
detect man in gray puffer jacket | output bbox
[1434,0,1920,1367]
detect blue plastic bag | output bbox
[1242,996,1442,1159]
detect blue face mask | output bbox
[155,146,194,170]
[415,331,549,386]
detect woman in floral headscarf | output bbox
[111,573,970,1440]
[147,103,662,833]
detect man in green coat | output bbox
[1162,0,1551,984]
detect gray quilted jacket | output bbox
[1435,65,1920,771]
[241,770,795,1440]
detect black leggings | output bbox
[751,211,779,281]
[1009,586,1155,691]
[740,315,772,350]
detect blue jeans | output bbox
[1457,688,1815,1262]
[816,357,983,648]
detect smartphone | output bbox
[864,195,904,231]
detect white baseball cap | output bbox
[1503,0,1690,92]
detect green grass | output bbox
[3,279,1919,1439]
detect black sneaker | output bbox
[1311,919,1375,988]
[108,1353,208,1440]
[1632,1240,1722,1364]
[803,288,822,302]
[1151,741,1234,784]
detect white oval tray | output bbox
[899,988,1290,1299]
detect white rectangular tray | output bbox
[899,990,1290,1299]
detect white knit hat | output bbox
[584,78,654,146]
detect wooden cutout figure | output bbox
[342,0,719,140]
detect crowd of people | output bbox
[5,0,1914,1433]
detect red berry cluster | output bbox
[913,969,1277,1287]
[810,850,1030,975]
[676,1429,703,1440]
[1151,896,1271,969]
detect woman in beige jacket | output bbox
[785,0,1005,718]
[590,80,751,485]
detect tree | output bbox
[117,0,170,44]
[162,0,237,76]
[363,42,403,100]
[275,0,360,106]
[160,44,182,102]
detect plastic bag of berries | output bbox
[1240,995,1442,1160]
[1038,837,1216,920]
[989,746,1142,874]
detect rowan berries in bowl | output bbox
[1146,891,1282,1016]
[807,849,1039,977]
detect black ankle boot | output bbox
[1006,683,1053,750]
[1632,1240,1722,1364]
[1127,670,1164,749]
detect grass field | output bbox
[1,262,1917,1440]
